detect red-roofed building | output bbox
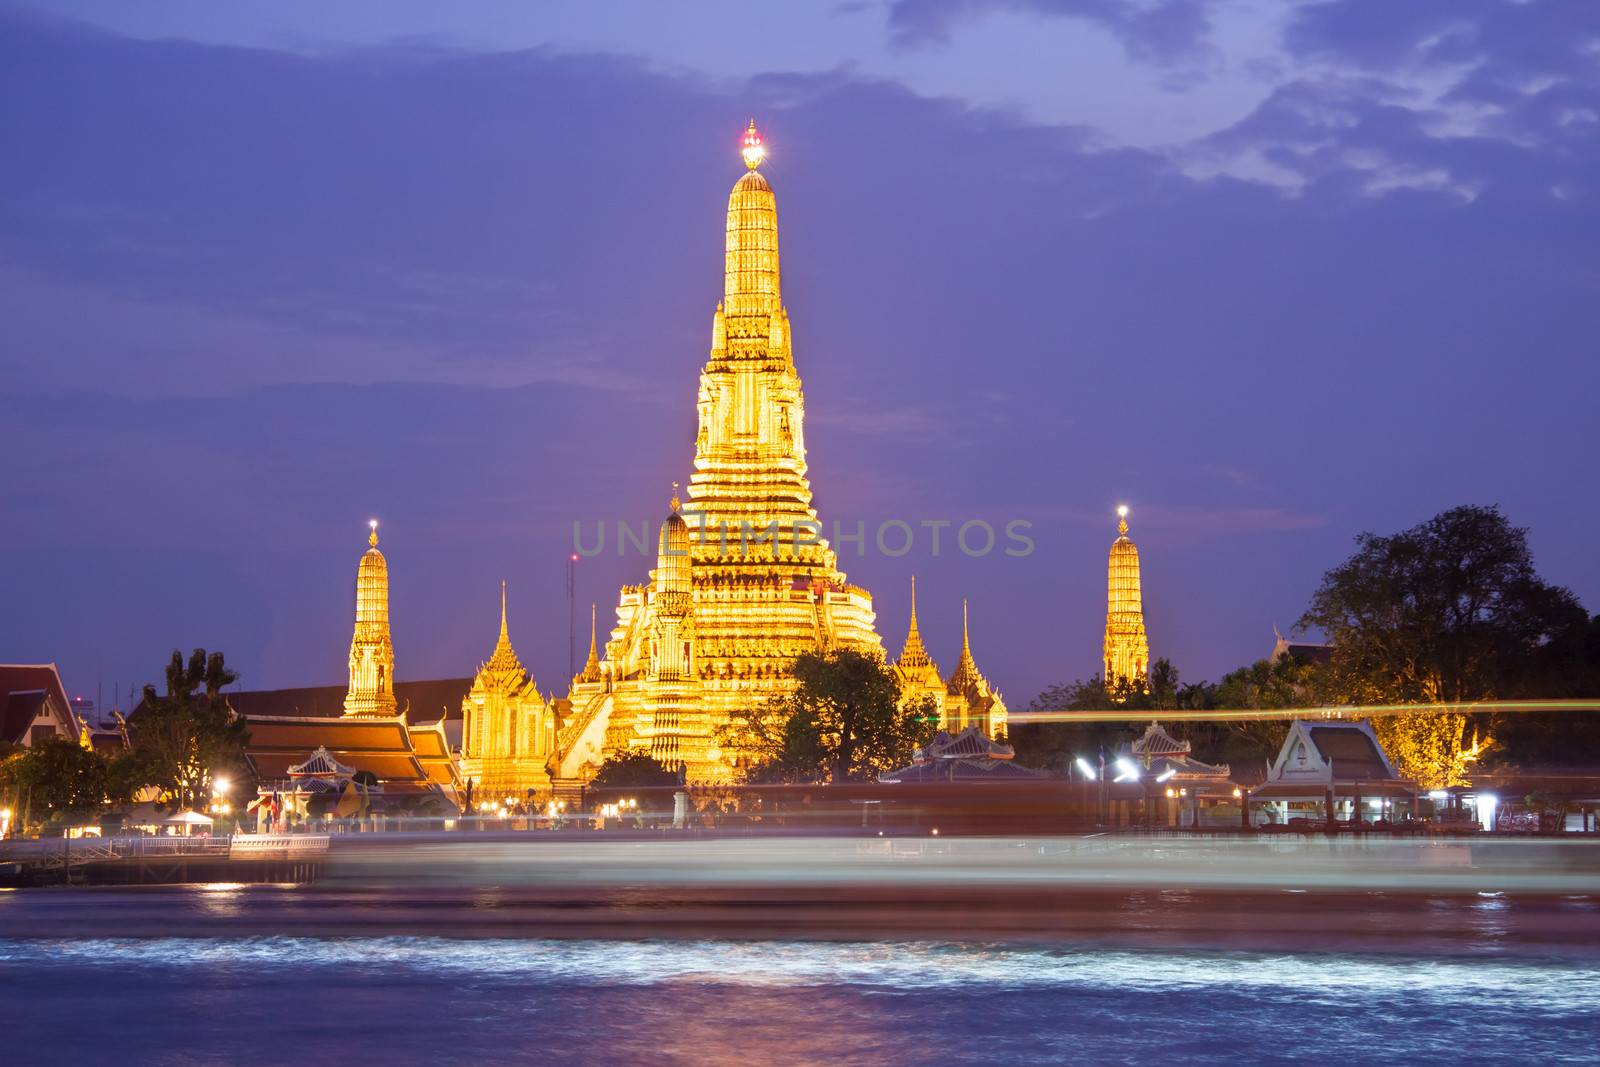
[0,664,77,748]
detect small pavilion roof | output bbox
[919,726,1015,762]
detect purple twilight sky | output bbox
[1,1,1597,712]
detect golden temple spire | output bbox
[947,598,982,695]
[344,520,397,717]
[898,575,934,670]
[484,580,524,676]
[498,580,510,645]
[577,602,602,683]
[1104,505,1151,696]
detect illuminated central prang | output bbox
[551,119,889,785]
[741,119,765,171]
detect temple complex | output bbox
[1104,506,1150,695]
[230,125,1008,802]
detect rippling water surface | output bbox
[4,931,1599,1065]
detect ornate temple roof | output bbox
[897,576,936,671]
[481,581,526,679]
[882,728,1043,783]
[1130,721,1191,758]
[918,726,1016,762]
[945,600,986,696]
[288,745,355,780]
[1122,721,1231,778]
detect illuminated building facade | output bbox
[1103,506,1150,694]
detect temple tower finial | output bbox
[741,119,765,171]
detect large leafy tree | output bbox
[734,649,937,783]
[129,650,249,812]
[1299,505,1586,782]
[1299,505,1583,705]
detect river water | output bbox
[2,887,1598,1066]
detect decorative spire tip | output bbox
[368,519,379,548]
[741,119,765,171]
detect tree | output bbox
[1299,505,1584,705]
[128,649,249,813]
[733,650,937,783]
[0,738,141,833]
[590,751,681,788]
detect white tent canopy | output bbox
[161,810,214,826]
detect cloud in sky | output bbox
[0,2,1597,705]
[887,0,1217,64]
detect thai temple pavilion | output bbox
[1104,506,1150,695]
